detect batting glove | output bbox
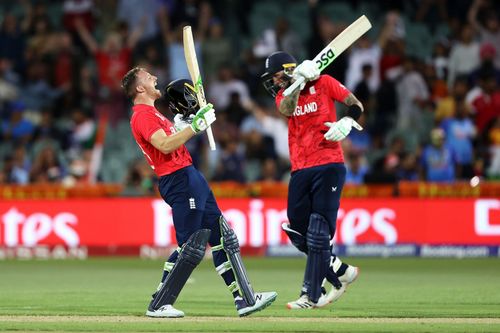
[324,117,363,142]
[173,114,195,132]
[293,60,320,82]
[190,103,216,134]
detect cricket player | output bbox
[261,52,360,309]
[121,67,277,318]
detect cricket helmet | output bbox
[164,79,199,117]
[261,51,297,97]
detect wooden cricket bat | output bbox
[183,26,216,151]
[283,15,372,96]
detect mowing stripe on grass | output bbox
[1,315,500,324]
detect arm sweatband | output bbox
[346,105,362,121]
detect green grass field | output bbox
[1,257,500,332]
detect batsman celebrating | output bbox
[122,67,277,318]
[261,52,360,309]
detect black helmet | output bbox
[261,51,297,97]
[164,79,199,117]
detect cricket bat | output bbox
[283,15,372,97]
[183,26,216,151]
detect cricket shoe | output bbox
[146,305,184,318]
[286,294,316,309]
[235,292,277,317]
[317,261,359,307]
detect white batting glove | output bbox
[324,117,363,142]
[173,114,195,132]
[293,60,320,82]
[190,103,216,134]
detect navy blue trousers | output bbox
[158,165,222,246]
[287,163,346,238]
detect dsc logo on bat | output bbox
[316,49,335,69]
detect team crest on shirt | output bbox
[309,86,316,95]
[293,102,318,117]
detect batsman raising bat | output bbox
[121,67,277,318]
[261,50,362,309]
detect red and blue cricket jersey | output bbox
[275,75,351,172]
[130,104,192,176]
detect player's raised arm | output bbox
[149,104,215,154]
[261,52,319,117]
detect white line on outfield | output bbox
[0,316,499,324]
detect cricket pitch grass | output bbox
[1,257,499,332]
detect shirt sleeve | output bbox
[323,75,351,102]
[134,112,163,142]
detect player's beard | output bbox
[148,86,161,99]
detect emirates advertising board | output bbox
[0,198,499,259]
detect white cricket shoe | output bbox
[286,294,316,309]
[317,263,359,307]
[146,305,184,318]
[236,292,277,317]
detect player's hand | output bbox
[324,117,363,142]
[190,103,216,133]
[173,114,195,132]
[293,60,320,82]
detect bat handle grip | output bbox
[206,126,216,151]
[283,77,305,97]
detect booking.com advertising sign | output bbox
[0,198,499,258]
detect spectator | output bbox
[212,140,246,183]
[346,37,381,92]
[168,0,212,30]
[1,101,34,145]
[68,108,96,158]
[441,101,476,179]
[75,18,144,123]
[208,64,251,110]
[447,24,480,89]
[250,102,289,163]
[75,18,143,93]
[49,31,81,92]
[240,112,276,182]
[29,145,66,183]
[164,24,203,81]
[258,158,280,182]
[397,152,419,181]
[122,159,157,196]
[432,40,449,81]
[253,17,304,61]
[117,0,165,44]
[487,116,500,178]
[468,0,500,68]
[378,11,405,82]
[468,43,500,87]
[420,128,455,182]
[0,58,19,103]
[1,145,30,185]
[20,60,62,112]
[32,109,70,149]
[345,152,369,184]
[202,18,232,83]
[471,71,500,134]
[353,64,374,108]
[435,76,470,123]
[308,0,348,83]
[395,56,430,134]
[0,13,26,74]
[62,0,95,49]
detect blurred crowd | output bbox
[0,0,499,194]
